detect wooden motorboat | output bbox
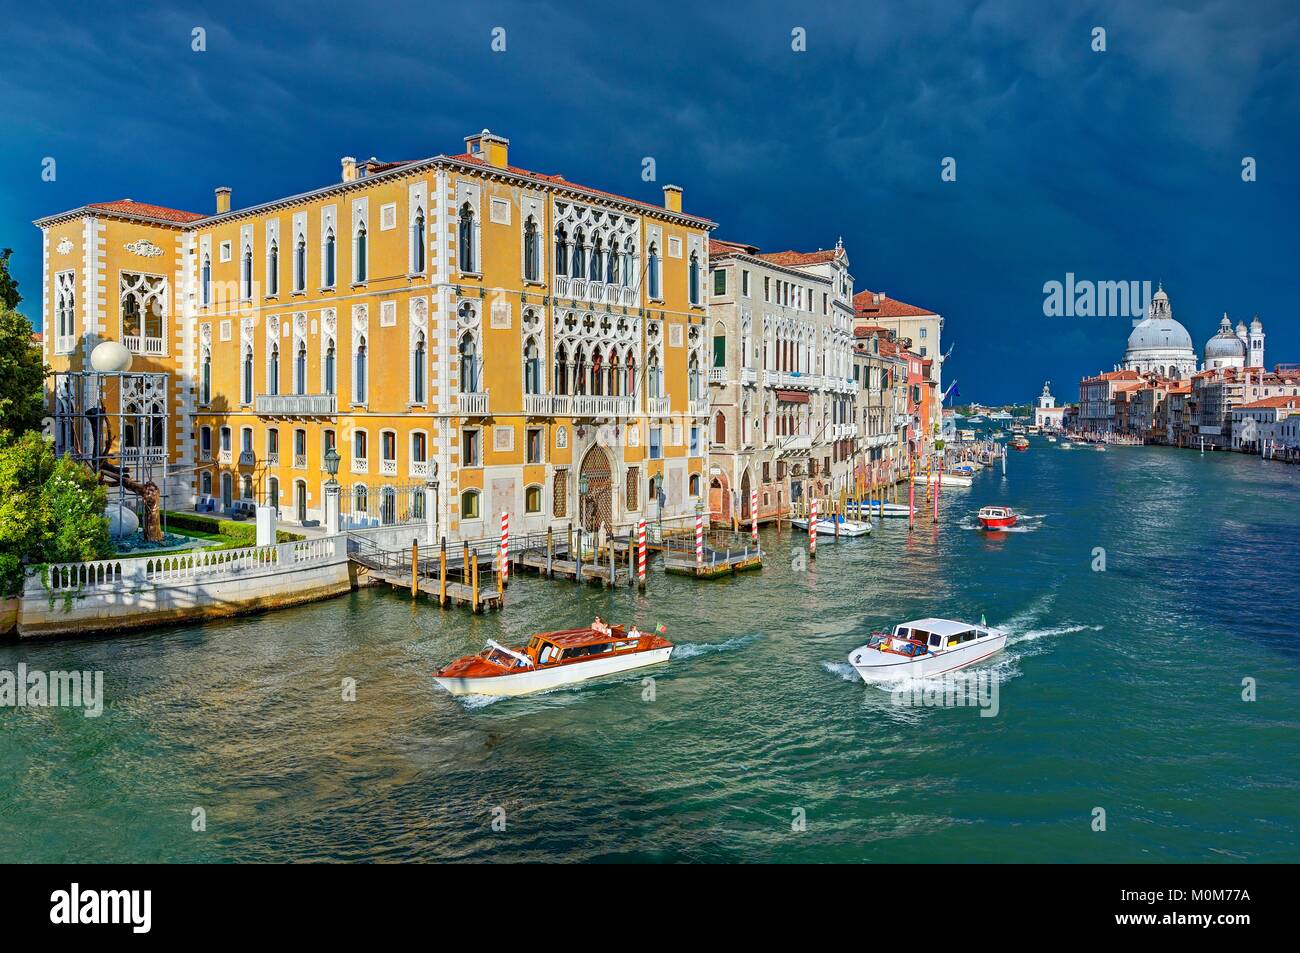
[434,620,673,697]
[977,505,1018,529]
[912,472,974,488]
[849,618,1008,682]
[1010,436,1029,451]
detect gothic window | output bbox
[200,346,212,405]
[411,207,426,274]
[622,239,634,288]
[241,246,253,300]
[267,240,279,296]
[648,243,661,299]
[295,341,307,395]
[323,230,335,287]
[714,410,727,445]
[412,331,427,403]
[241,346,253,404]
[572,228,586,279]
[458,202,476,273]
[267,341,280,396]
[689,251,701,306]
[201,255,212,306]
[713,321,727,368]
[524,216,540,282]
[353,222,368,282]
[295,236,307,292]
[459,332,479,393]
[554,225,568,274]
[524,337,541,395]
[324,338,336,395]
[689,353,701,400]
[647,349,662,399]
[354,335,368,404]
[591,235,603,282]
[556,344,569,395]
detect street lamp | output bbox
[322,445,342,535]
[323,446,341,485]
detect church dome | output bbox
[1126,317,1194,353]
[1205,328,1246,361]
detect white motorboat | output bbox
[912,472,974,488]
[1059,440,1073,449]
[791,515,871,537]
[849,500,912,518]
[848,617,1008,681]
[1046,435,1057,443]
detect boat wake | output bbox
[821,660,860,682]
[673,632,761,660]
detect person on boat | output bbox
[592,616,610,636]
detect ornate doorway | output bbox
[578,446,613,532]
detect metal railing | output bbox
[254,394,337,416]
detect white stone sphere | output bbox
[90,340,133,373]
[106,504,140,538]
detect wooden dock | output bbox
[507,529,632,587]
[348,537,503,611]
[662,530,763,579]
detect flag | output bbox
[656,623,667,634]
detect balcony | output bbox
[604,284,619,305]
[458,391,489,415]
[254,394,337,416]
[352,457,369,475]
[572,395,635,418]
[708,367,727,384]
[689,398,711,418]
[237,450,256,467]
[741,367,757,386]
[410,459,430,479]
[380,458,397,477]
[122,335,165,356]
[293,453,307,469]
[218,448,232,464]
[570,278,587,300]
[620,286,637,307]
[585,280,605,303]
[266,452,280,467]
[648,397,671,418]
[778,434,812,455]
[525,393,573,416]
[554,275,570,298]
[56,334,77,354]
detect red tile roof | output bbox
[87,199,204,224]
[709,238,759,258]
[853,289,937,318]
[757,249,841,266]
[1240,396,1300,409]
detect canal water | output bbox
[3,442,1297,862]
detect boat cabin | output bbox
[888,618,990,655]
[524,625,655,667]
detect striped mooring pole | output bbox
[809,498,818,559]
[750,490,758,546]
[695,511,704,570]
[636,518,647,588]
[499,512,509,585]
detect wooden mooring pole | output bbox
[410,538,419,598]
[439,537,448,607]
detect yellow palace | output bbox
[36,129,717,540]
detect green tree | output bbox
[0,248,20,311]
[0,432,110,596]
[0,304,47,437]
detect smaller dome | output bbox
[1205,331,1245,361]
[90,340,133,373]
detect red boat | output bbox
[977,506,1018,529]
[1011,436,1029,451]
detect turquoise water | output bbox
[2,443,1297,862]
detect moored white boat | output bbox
[912,472,974,488]
[791,515,871,536]
[848,500,912,518]
[434,622,673,697]
[848,618,1008,681]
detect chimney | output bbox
[663,184,683,213]
[464,129,509,169]
[215,187,231,214]
[341,156,358,183]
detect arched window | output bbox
[554,225,568,275]
[201,470,212,495]
[354,485,369,515]
[591,349,604,396]
[459,333,479,393]
[412,331,427,403]
[458,203,476,273]
[714,410,727,445]
[268,477,280,514]
[591,235,603,282]
[647,242,660,299]
[267,240,279,296]
[574,345,588,396]
[647,349,662,399]
[689,353,701,400]
[712,321,727,368]
[524,337,541,395]
[295,236,307,292]
[201,254,212,306]
[460,489,480,520]
[624,349,637,397]
[241,346,253,404]
[622,239,634,287]
[200,346,211,405]
[380,487,397,525]
[555,344,569,395]
[607,347,619,395]
[354,335,368,404]
[689,251,701,306]
[525,485,542,514]
[572,228,586,279]
[411,431,427,464]
[295,341,307,395]
[606,241,617,284]
[353,222,367,283]
[268,341,280,396]
[323,229,335,287]
[324,338,336,395]
[241,246,253,300]
[524,217,540,282]
[689,472,701,496]
[411,208,426,273]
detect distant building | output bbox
[1122,286,1197,379]
[1034,381,1065,430]
[1232,396,1300,452]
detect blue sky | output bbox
[2,0,1296,404]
